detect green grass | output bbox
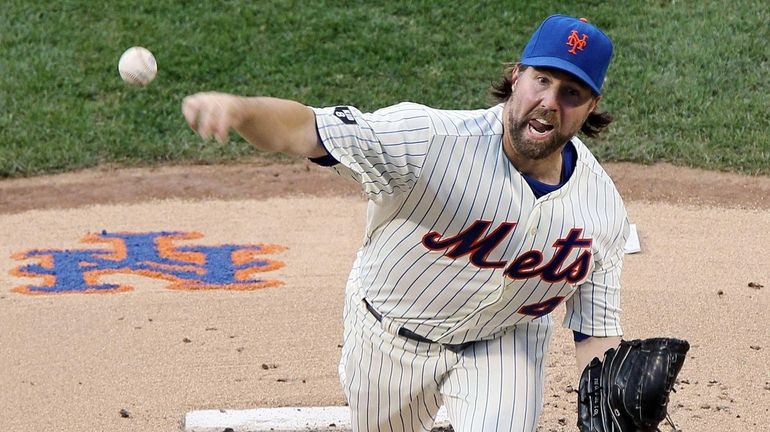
[1,0,768,177]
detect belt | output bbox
[363,299,473,354]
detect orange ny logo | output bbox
[566,30,588,54]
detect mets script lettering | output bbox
[422,220,593,316]
[11,231,286,295]
[422,220,592,283]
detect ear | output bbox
[589,95,602,113]
[510,64,521,89]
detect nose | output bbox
[539,88,560,111]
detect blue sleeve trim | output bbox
[308,121,339,167]
[309,153,339,167]
[573,331,591,342]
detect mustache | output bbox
[526,108,559,127]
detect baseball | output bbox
[118,46,157,86]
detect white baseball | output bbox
[118,46,157,86]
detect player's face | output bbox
[505,66,599,160]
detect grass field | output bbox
[1,1,768,177]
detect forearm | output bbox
[575,335,621,371]
[233,96,325,158]
[182,92,326,158]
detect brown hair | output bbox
[490,63,613,138]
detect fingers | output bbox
[197,100,218,141]
[181,95,200,130]
[213,110,230,144]
[181,92,232,143]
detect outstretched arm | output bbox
[181,92,327,159]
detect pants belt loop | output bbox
[363,298,383,321]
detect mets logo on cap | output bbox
[566,28,589,54]
[519,14,614,95]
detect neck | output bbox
[503,136,565,185]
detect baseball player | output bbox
[183,15,628,432]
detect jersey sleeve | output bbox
[563,218,630,337]
[311,103,433,199]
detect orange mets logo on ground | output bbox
[9,230,287,295]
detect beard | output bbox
[505,104,574,161]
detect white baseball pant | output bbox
[339,291,554,432]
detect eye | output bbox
[536,75,549,85]
[563,85,587,99]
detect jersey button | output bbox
[529,226,537,236]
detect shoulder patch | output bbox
[333,106,357,125]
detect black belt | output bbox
[363,299,473,354]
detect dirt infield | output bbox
[1,160,768,432]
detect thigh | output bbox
[440,316,554,432]
[340,294,456,432]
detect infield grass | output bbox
[1,0,768,177]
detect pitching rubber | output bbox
[184,405,451,432]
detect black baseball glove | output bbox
[577,337,690,432]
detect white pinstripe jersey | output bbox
[312,102,630,346]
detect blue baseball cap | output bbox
[520,15,613,95]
